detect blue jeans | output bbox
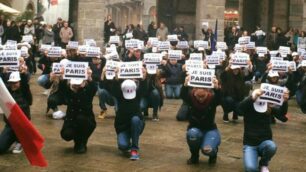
[243,140,277,172]
[37,74,49,89]
[254,71,263,81]
[0,125,17,153]
[186,128,221,157]
[117,116,144,151]
[296,89,304,106]
[98,88,118,112]
[140,88,161,115]
[176,101,189,121]
[165,84,182,99]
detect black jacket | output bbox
[63,81,97,120]
[105,79,146,134]
[238,96,288,146]
[181,86,221,131]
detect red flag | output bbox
[0,78,47,167]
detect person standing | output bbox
[59,21,73,49]
[104,15,116,44]
[52,17,63,46]
[266,26,279,50]
[42,24,54,45]
[156,22,169,41]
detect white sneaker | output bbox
[43,90,49,96]
[261,166,270,172]
[52,110,66,119]
[12,143,23,154]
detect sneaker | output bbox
[261,166,270,172]
[223,115,229,123]
[98,110,107,119]
[130,150,139,160]
[187,154,199,165]
[52,110,66,119]
[152,117,160,122]
[12,143,23,154]
[43,89,49,96]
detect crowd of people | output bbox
[0,14,305,172]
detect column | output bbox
[288,0,304,29]
[195,0,226,40]
[77,0,106,47]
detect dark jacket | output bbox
[89,59,106,82]
[106,79,146,134]
[238,96,288,146]
[180,86,221,131]
[63,80,97,120]
[161,63,184,85]
[220,69,253,101]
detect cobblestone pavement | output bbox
[0,75,306,172]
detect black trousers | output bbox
[60,115,96,145]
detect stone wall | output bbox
[195,0,225,41]
[77,0,106,47]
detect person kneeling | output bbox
[60,69,97,154]
[181,75,221,165]
[238,88,289,172]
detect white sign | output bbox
[144,53,162,74]
[4,44,17,50]
[246,42,256,49]
[0,50,20,67]
[109,36,120,44]
[212,51,226,61]
[144,53,162,65]
[48,47,62,57]
[194,40,209,49]
[167,35,178,41]
[86,47,101,57]
[256,47,268,55]
[52,63,62,75]
[22,35,33,43]
[177,41,189,49]
[259,83,285,105]
[238,36,251,45]
[288,61,296,71]
[125,39,138,49]
[189,53,203,61]
[67,41,79,49]
[78,45,88,54]
[168,50,182,60]
[158,41,170,51]
[269,51,279,57]
[64,62,88,80]
[297,37,306,49]
[188,69,215,88]
[40,44,52,51]
[234,44,243,51]
[185,60,204,72]
[105,60,118,80]
[118,61,143,79]
[270,57,283,61]
[271,60,288,72]
[216,42,228,50]
[20,47,28,57]
[6,40,17,45]
[278,46,291,57]
[206,54,220,68]
[232,53,249,67]
[84,39,96,47]
[104,51,119,60]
